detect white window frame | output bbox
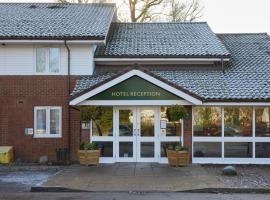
[192,106,270,164]
[35,47,61,74]
[34,106,62,138]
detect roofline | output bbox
[94,57,230,62]
[70,66,205,103]
[0,39,106,45]
[216,32,269,35]
[0,2,116,6]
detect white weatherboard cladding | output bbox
[0,44,96,75]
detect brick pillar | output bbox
[183,106,193,163]
[70,107,81,162]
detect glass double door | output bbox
[115,107,158,162]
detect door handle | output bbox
[137,128,140,136]
[133,129,137,136]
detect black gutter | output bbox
[64,40,71,163]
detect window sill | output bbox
[33,134,62,138]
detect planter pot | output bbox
[78,150,100,166]
[167,149,190,167]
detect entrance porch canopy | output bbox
[69,68,203,106]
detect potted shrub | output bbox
[166,145,190,167]
[166,105,190,167]
[78,142,100,166]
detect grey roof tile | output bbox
[95,22,230,58]
[72,33,270,101]
[0,3,115,39]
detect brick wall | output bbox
[0,76,80,162]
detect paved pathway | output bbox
[43,163,224,191]
[1,192,270,200]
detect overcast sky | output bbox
[1,0,270,34]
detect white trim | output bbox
[77,100,192,106]
[94,57,230,62]
[70,69,202,105]
[0,40,105,44]
[34,106,62,138]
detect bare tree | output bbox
[58,0,203,22]
[166,0,203,22]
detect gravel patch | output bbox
[203,165,270,188]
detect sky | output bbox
[1,0,269,34]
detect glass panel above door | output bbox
[119,109,133,137]
[140,109,155,137]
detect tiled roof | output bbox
[0,3,115,40]
[72,33,270,102]
[95,22,230,58]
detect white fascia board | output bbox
[94,57,230,62]
[0,40,105,44]
[202,102,270,106]
[69,69,203,105]
[77,100,192,106]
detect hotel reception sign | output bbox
[89,76,181,100]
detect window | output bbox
[160,106,181,136]
[255,107,270,137]
[193,142,222,158]
[193,107,221,137]
[224,107,252,137]
[224,142,253,158]
[92,107,113,137]
[36,48,60,73]
[34,107,62,138]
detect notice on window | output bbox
[161,129,166,136]
[25,128,33,135]
[160,120,167,129]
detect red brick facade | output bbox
[0,76,193,162]
[0,76,80,162]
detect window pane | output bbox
[224,107,252,137]
[160,107,181,136]
[50,109,60,135]
[256,143,270,158]
[119,110,133,137]
[96,142,113,157]
[140,109,155,137]
[160,142,178,157]
[193,142,222,157]
[119,142,133,157]
[92,107,113,136]
[36,48,46,73]
[140,142,154,157]
[224,142,252,158]
[49,48,60,73]
[193,107,222,137]
[255,107,270,137]
[36,109,46,134]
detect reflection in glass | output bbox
[50,109,60,134]
[160,107,181,136]
[36,48,46,73]
[119,142,133,157]
[49,48,60,73]
[36,109,46,134]
[96,142,113,157]
[160,142,178,157]
[193,107,221,137]
[255,107,270,137]
[193,142,222,157]
[224,142,252,158]
[92,107,113,136]
[141,142,154,157]
[256,143,270,158]
[119,110,133,136]
[140,109,155,137]
[224,107,252,137]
